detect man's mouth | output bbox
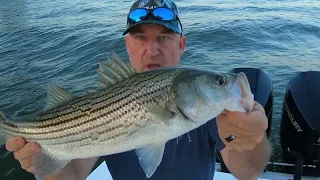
[145,64,161,71]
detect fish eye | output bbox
[216,75,225,86]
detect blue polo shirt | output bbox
[103,118,225,180]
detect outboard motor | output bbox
[219,67,274,172]
[280,71,320,179]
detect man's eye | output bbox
[136,36,145,40]
[160,36,169,40]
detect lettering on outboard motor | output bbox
[312,137,320,145]
[315,137,320,145]
[284,102,303,132]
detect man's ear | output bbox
[125,35,130,50]
[179,35,186,56]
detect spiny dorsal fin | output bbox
[46,85,74,110]
[97,52,137,88]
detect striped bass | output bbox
[0,53,254,179]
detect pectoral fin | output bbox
[146,107,175,126]
[135,142,166,178]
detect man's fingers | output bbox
[223,132,264,151]
[26,167,35,173]
[227,135,257,151]
[221,119,258,137]
[252,101,265,114]
[6,137,26,152]
[13,142,40,161]
[5,137,40,173]
[225,141,243,151]
[217,101,268,151]
[257,132,266,144]
[20,157,33,172]
[223,110,268,131]
[219,120,263,143]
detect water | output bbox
[0,0,319,176]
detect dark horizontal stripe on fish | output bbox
[4,85,165,132]
[6,89,130,129]
[22,122,141,144]
[1,102,143,137]
[6,73,174,131]
[35,85,129,122]
[66,131,130,146]
[3,86,164,139]
[22,71,173,126]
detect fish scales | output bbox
[1,69,184,146]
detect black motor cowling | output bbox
[280,71,320,177]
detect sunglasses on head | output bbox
[128,7,179,23]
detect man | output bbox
[5,0,272,179]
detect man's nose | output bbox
[145,40,160,56]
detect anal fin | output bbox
[32,151,70,180]
[135,142,166,178]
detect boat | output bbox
[87,161,320,180]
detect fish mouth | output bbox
[232,72,254,112]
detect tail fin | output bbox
[0,112,6,145]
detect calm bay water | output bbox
[0,0,319,171]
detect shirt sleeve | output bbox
[208,118,225,151]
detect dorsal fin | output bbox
[97,52,137,88]
[45,85,74,110]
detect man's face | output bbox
[125,24,186,73]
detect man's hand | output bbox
[5,137,99,180]
[217,101,268,151]
[217,101,271,180]
[6,137,40,173]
